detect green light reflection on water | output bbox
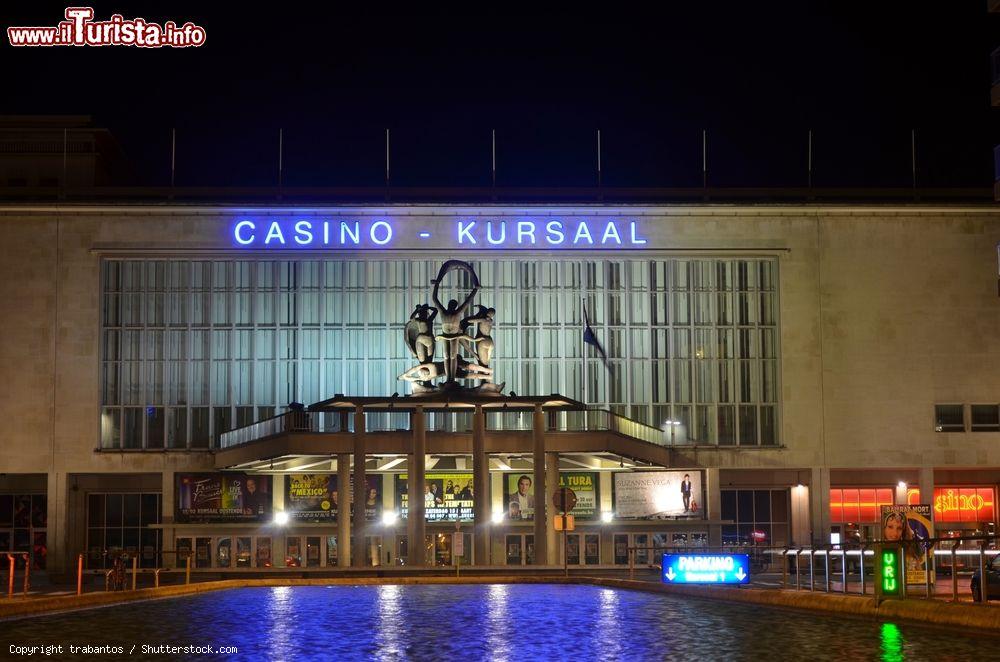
[880,622,905,662]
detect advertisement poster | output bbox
[880,504,934,585]
[504,472,599,521]
[285,474,381,522]
[176,473,272,523]
[613,471,704,519]
[396,473,474,521]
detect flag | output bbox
[582,300,608,366]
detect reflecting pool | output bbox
[2,584,995,660]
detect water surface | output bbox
[2,584,994,660]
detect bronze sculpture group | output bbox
[398,260,503,395]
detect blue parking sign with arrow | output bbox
[661,553,751,585]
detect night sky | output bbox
[3,2,998,189]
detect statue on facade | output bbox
[397,260,503,395]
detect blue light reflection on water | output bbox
[1,584,994,661]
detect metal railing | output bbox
[219,406,673,450]
[625,535,1000,604]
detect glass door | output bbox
[256,537,272,567]
[236,537,252,567]
[566,534,581,565]
[306,537,321,567]
[326,535,338,566]
[613,534,629,564]
[216,537,231,568]
[285,536,301,567]
[194,537,212,568]
[505,535,522,565]
[584,534,600,565]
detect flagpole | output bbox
[581,297,588,407]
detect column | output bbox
[705,467,722,547]
[810,466,830,545]
[407,406,427,566]
[918,467,934,508]
[46,472,66,579]
[351,407,367,568]
[337,453,351,567]
[545,451,559,565]
[472,405,490,565]
[161,469,175,570]
[532,404,547,565]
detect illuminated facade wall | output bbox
[99,256,780,448]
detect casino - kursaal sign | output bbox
[230,217,648,248]
[661,554,750,585]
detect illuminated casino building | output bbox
[2,199,1000,578]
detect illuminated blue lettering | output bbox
[517,221,536,245]
[630,221,647,245]
[341,221,360,244]
[573,222,593,244]
[294,221,313,245]
[370,220,392,245]
[458,221,476,244]
[487,221,506,245]
[264,221,285,245]
[323,221,331,245]
[545,221,565,245]
[602,221,622,244]
[234,220,256,245]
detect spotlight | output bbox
[897,481,907,490]
[382,510,398,526]
[601,511,614,523]
[491,510,504,524]
[273,511,290,526]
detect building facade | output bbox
[2,203,1000,578]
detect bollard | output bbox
[859,545,866,596]
[924,547,932,599]
[781,548,788,588]
[841,550,848,594]
[951,547,958,603]
[154,568,161,589]
[809,550,815,591]
[899,548,907,599]
[22,553,30,596]
[77,554,84,596]
[823,550,831,593]
[628,548,634,581]
[185,555,191,585]
[131,555,138,591]
[7,554,14,598]
[979,541,988,604]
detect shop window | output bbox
[829,488,894,524]
[0,494,46,570]
[934,404,965,432]
[970,405,1000,432]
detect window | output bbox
[721,488,790,546]
[100,258,780,446]
[0,494,46,570]
[934,404,965,432]
[86,492,161,569]
[829,487,894,523]
[970,405,1000,432]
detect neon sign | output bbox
[229,218,648,249]
[907,486,997,521]
[879,548,900,596]
[661,553,750,585]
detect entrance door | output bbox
[504,534,536,565]
[326,535,338,566]
[235,537,252,567]
[306,537,321,567]
[194,537,212,568]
